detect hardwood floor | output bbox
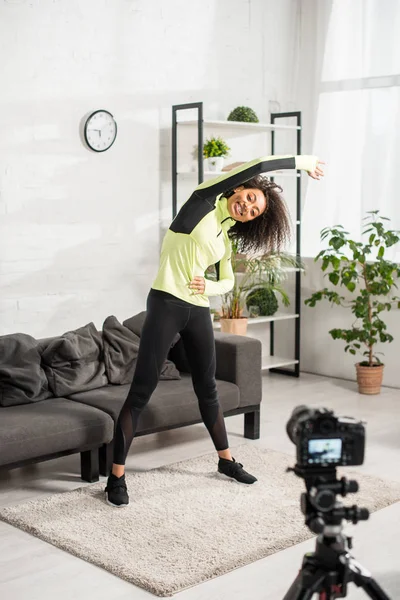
[1,372,399,599]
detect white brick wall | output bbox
[0,0,299,338]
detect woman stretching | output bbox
[105,154,325,507]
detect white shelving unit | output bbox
[213,313,299,371]
[177,119,301,131]
[172,102,302,377]
[212,313,299,328]
[235,268,301,275]
[261,356,299,370]
[178,170,301,178]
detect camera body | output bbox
[287,406,365,468]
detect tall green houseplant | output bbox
[305,211,400,394]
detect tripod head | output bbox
[287,463,370,534]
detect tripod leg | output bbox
[283,568,327,600]
[354,574,391,600]
[349,558,391,600]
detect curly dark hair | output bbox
[224,175,292,254]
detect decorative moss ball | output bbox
[227,106,259,123]
[246,288,278,316]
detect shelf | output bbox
[261,356,299,370]
[178,170,301,178]
[212,313,299,329]
[172,104,302,380]
[177,119,301,131]
[234,267,301,278]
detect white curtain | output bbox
[301,0,400,261]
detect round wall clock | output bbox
[84,109,117,152]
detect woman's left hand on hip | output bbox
[189,276,205,294]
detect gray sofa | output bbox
[0,311,262,483]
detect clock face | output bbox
[84,110,117,152]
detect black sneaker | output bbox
[218,457,257,484]
[105,473,129,507]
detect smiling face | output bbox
[227,186,267,222]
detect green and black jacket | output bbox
[151,154,318,306]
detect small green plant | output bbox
[246,287,278,316]
[227,106,259,123]
[205,240,301,319]
[203,136,230,159]
[305,211,400,367]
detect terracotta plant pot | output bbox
[220,317,248,336]
[356,363,384,395]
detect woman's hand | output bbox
[189,276,205,294]
[308,160,325,180]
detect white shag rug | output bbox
[1,445,400,597]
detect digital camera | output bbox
[286,405,365,468]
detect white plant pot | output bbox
[206,156,224,172]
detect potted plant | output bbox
[227,106,259,123]
[304,211,400,395]
[205,240,301,335]
[244,252,300,317]
[246,287,278,317]
[203,136,230,172]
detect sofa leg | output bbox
[99,442,114,477]
[80,448,99,482]
[244,409,260,440]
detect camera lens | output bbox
[286,405,311,444]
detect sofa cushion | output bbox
[0,333,52,407]
[0,398,114,466]
[41,322,108,397]
[102,315,180,384]
[123,311,181,348]
[67,374,240,432]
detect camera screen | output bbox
[308,438,342,464]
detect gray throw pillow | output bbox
[103,315,180,384]
[160,359,181,380]
[122,311,147,337]
[103,316,140,385]
[0,333,53,407]
[123,311,181,348]
[42,322,107,396]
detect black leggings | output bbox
[113,288,229,465]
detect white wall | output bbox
[0,0,301,338]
